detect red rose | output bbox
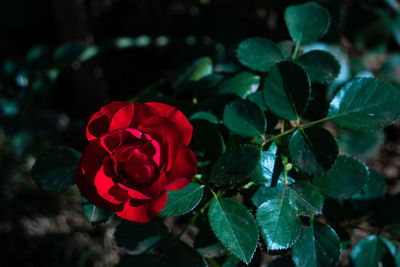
[76,101,197,222]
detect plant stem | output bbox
[265,127,297,144]
[292,42,301,59]
[264,116,332,145]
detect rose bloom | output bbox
[76,102,197,222]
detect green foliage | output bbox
[263,61,310,121]
[81,197,114,224]
[114,219,170,255]
[350,235,387,267]
[250,143,278,186]
[257,199,302,250]
[217,71,260,99]
[284,2,330,45]
[223,99,266,137]
[292,221,342,267]
[211,144,261,186]
[297,50,340,84]
[208,198,259,264]
[328,78,400,131]
[289,127,338,175]
[237,37,284,72]
[159,183,204,216]
[352,169,387,200]
[32,146,80,192]
[313,155,369,199]
[288,182,324,216]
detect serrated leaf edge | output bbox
[208,198,259,264]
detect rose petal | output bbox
[86,101,129,141]
[80,140,108,184]
[109,104,135,132]
[115,191,168,222]
[143,133,161,166]
[139,116,180,171]
[94,162,127,204]
[138,172,167,197]
[76,161,122,210]
[166,144,197,191]
[145,102,193,145]
[117,183,152,200]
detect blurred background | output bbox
[1,0,400,266]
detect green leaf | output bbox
[352,169,387,200]
[263,61,310,121]
[237,37,284,72]
[190,111,219,124]
[251,183,285,207]
[159,183,204,216]
[313,155,369,199]
[114,219,170,255]
[250,143,278,186]
[327,78,400,131]
[173,57,213,90]
[284,2,331,45]
[337,129,385,160]
[223,99,266,137]
[297,50,340,84]
[247,91,267,111]
[289,127,338,175]
[380,236,400,266]
[208,198,259,264]
[292,221,342,267]
[160,241,207,267]
[211,144,261,186]
[288,182,324,216]
[81,197,113,224]
[32,146,80,192]
[257,199,302,250]
[277,40,296,60]
[350,235,387,267]
[217,71,260,99]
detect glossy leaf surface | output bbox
[237,37,284,72]
[328,78,400,131]
[297,50,340,84]
[292,221,342,267]
[284,2,330,44]
[223,99,266,137]
[289,127,338,175]
[288,182,324,216]
[263,61,310,121]
[313,155,369,199]
[218,71,260,99]
[257,199,301,250]
[208,198,259,264]
[159,183,204,216]
[350,235,387,267]
[211,144,261,186]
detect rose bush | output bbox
[76,101,197,222]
